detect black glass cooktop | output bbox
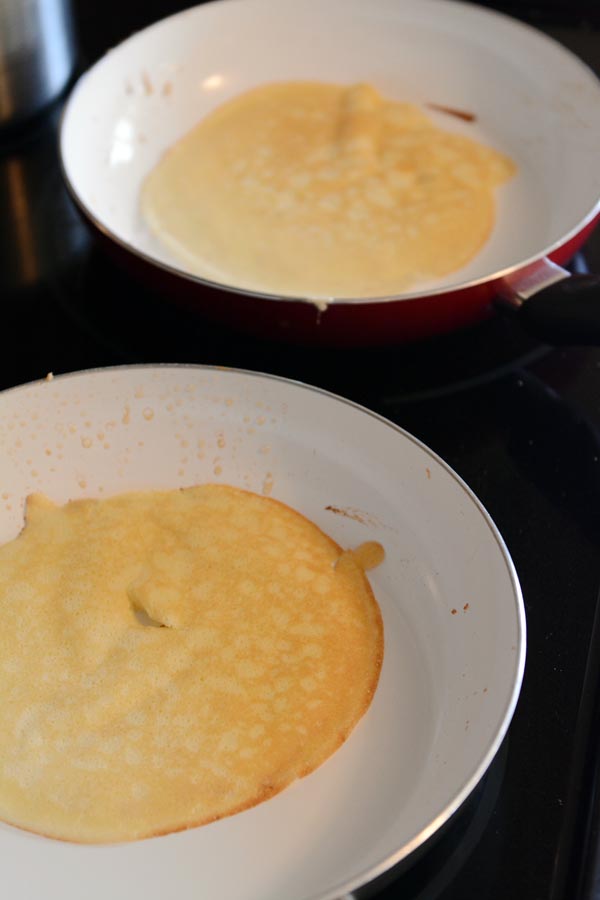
[1,3,600,898]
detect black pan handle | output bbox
[498,273,600,346]
[516,274,600,346]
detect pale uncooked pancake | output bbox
[141,81,516,299]
[0,485,383,843]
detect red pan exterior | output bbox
[92,214,599,347]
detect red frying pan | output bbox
[60,0,600,346]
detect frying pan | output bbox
[0,364,525,899]
[59,0,600,346]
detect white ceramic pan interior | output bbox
[0,366,525,900]
[60,0,600,301]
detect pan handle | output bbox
[496,258,600,346]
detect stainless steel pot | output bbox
[0,0,75,129]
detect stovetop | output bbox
[2,3,600,899]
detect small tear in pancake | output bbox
[0,484,383,843]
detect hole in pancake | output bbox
[127,574,175,628]
[131,605,169,628]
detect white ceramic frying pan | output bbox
[0,365,525,899]
[59,0,600,344]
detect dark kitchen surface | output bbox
[2,2,600,898]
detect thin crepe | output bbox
[0,485,383,842]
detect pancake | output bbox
[0,485,383,843]
[141,81,516,299]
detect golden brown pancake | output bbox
[141,81,515,299]
[0,485,383,843]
